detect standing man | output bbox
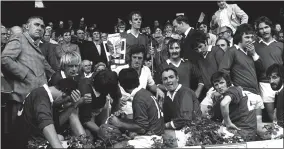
[219,24,265,128]
[121,11,149,63]
[217,26,234,47]
[254,16,284,122]
[172,15,200,64]
[1,16,55,129]
[210,0,248,34]
[89,29,108,65]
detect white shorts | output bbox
[259,82,277,103]
[243,91,264,110]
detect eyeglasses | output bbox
[216,44,226,46]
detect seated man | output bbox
[210,71,257,141]
[266,64,284,127]
[109,68,164,135]
[78,69,122,139]
[16,78,87,149]
[162,68,202,130]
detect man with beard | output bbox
[266,64,284,127]
[121,11,149,63]
[162,67,202,130]
[254,16,284,122]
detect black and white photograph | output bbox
[1,0,284,148]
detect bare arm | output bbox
[220,96,240,130]
[42,124,63,148]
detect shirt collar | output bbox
[166,58,185,67]
[277,85,283,95]
[84,72,93,78]
[184,27,192,38]
[130,87,141,97]
[258,38,277,46]
[127,29,142,38]
[219,3,229,11]
[43,84,54,104]
[166,84,182,101]
[203,45,212,58]
[234,44,247,55]
[92,86,101,98]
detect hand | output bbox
[82,93,92,104]
[211,91,223,100]
[246,42,256,56]
[108,115,121,127]
[70,90,81,103]
[156,88,165,99]
[195,90,201,99]
[225,122,241,131]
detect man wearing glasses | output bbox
[217,26,234,47]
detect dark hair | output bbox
[210,71,232,88]
[161,67,178,78]
[93,69,118,95]
[254,16,276,36]
[167,38,183,58]
[266,63,284,80]
[154,26,163,33]
[118,68,140,90]
[233,24,254,45]
[26,16,44,24]
[174,15,189,25]
[128,11,142,22]
[216,37,230,47]
[129,44,147,64]
[62,29,71,36]
[197,21,209,31]
[90,28,101,37]
[55,78,78,96]
[191,30,208,48]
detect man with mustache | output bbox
[157,39,204,99]
[219,23,265,131]
[162,67,202,130]
[254,16,284,122]
[2,16,55,134]
[266,64,284,127]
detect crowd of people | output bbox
[1,0,284,148]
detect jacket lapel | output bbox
[23,32,43,54]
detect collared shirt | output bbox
[127,29,142,38]
[203,45,213,58]
[84,72,93,78]
[166,84,182,101]
[184,27,192,38]
[130,87,141,97]
[94,42,101,55]
[229,38,234,47]
[277,85,284,95]
[259,38,277,46]
[166,58,185,67]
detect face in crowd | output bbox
[162,69,179,92]
[199,24,208,34]
[168,41,181,59]
[64,59,80,77]
[82,60,92,74]
[27,18,45,40]
[63,32,71,43]
[240,33,254,50]
[77,29,85,41]
[217,0,227,9]
[130,13,142,30]
[1,27,8,44]
[275,24,282,32]
[268,72,282,91]
[213,77,229,94]
[118,25,126,33]
[194,41,208,57]
[216,38,229,52]
[131,52,144,70]
[43,30,51,42]
[218,27,232,40]
[258,22,272,40]
[92,31,100,41]
[101,33,108,41]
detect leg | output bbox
[69,108,86,136]
[259,82,276,122]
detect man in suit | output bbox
[1,16,55,132]
[210,0,248,34]
[1,26,8,52]
[39,39,60,72]
[173,15,200,65]
[87,29,108,66]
